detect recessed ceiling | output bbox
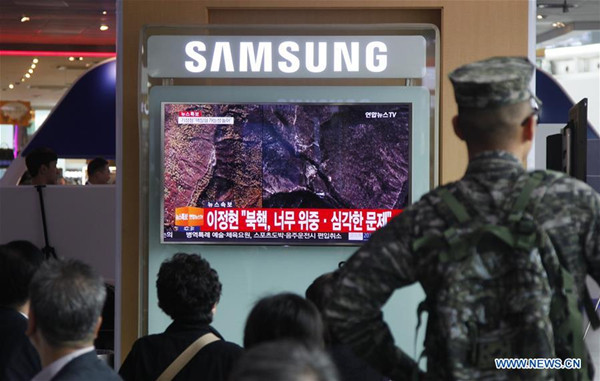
[536,0,600,44]
[0,0,115,108]
[0,0,115,49]
[0,0,598,110]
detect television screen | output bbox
[566,98,587,181]
[162,102,411,244]
[545,98,587,182]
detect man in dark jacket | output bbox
[28,258,121,381]
[0,241,43,380]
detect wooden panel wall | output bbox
[120,0,528,364]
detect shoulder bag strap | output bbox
[156,332,220,381]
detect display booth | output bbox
[139,23,439,355]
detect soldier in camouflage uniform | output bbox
[324,57,600,380]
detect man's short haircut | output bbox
[244,293,324,349]
[87,157,109,177]
[29,259,106,347]
[25,147,57,177]
[156,253,222,323]
[457,101,531,147]
[229,340,339,381]
[0,241,44,307]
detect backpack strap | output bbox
[508,171,544,223]
[411,188,470,256]
[437,188,470,223]
[519,171,598,380]
[584,288,600,330]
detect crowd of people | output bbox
[1,56,599,380]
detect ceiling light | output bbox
[31,63,36,69]
[28,68,33,74]
[68,56,75,61]
[25,73,31,78]
[552,21,566,28]
[99,25,109,31]
[20,16,30,23]
[33,58,39,64]
[102,10,107,15]
[21,78,25,82]
[537,15,544,20]
[9,84,14,89]
[78,57,83,61]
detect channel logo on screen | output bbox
[365,111,397,119]
[175,206,204,226]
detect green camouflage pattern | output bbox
[325,151,600,380]
[416,180,560,380]
[449,57,535,108]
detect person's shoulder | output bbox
[207,339,243,354]
[0,311,27,342]
[398,181,460,219]
[530,169,599,200]
[123,331,168,355]
[132,331,165,344]
[54,351,120,381]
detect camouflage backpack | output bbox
[412,172,598,380]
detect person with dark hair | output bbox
[243,292,324,350]
[229,340,339,381]
[306,272,388,381]
[27,258,120,380]
[86,157,111,185]
[119,253,242,381]
[0,241,43,380]
[24,147,59,185]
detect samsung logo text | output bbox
[184,41,388,74]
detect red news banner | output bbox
[175,207,403,233]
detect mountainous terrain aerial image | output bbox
[163,103,410,228]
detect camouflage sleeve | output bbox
[324,209,420,379]
[582,184,600,285]
[537,173,600,291]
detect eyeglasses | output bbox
[521,95,542,126]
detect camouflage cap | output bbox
[449,56,536,109]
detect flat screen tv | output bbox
[161,102,411,244]
[546,98,587,182]
[565,98,587,181]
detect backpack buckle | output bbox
[516,220,535,234]
[443,227,460,245]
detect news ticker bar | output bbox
[174,207,403,233]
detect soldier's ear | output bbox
[452,115,465,141]
[521,114,535,143]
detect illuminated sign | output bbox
[147,36,426,78]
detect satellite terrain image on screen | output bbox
[163,103,410,229]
